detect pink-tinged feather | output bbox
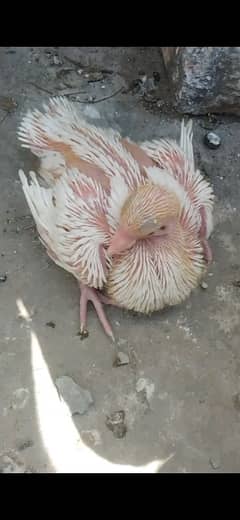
[18,100,214,339]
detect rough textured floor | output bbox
[1,47,240,473]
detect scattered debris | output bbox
[0,274,7,283]
[209,455,221,470]
[17,440,34,451]
[55,376,93,416]
[200,281,208,290]
[232,280,240,288]
[77,328,89,340]
[200,115,220,130]
[113,351,130,367]
[0,96,17,112]
[204,132,221,149]
[105,410,127,438]
[45,321,56,328]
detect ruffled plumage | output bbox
[18,97,214,319]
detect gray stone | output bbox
[209,455,221,470]
[113,351,130,367]
[204,132,221,150]
[162,47,240,115]
[55,376,93,416]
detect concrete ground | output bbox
[1,47,240,473]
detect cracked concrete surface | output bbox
[0,47,240,473]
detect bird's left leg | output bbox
[199,207,213,265]
[79,283,115,341]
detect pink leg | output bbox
[199,206,213,265]
[79,283,115,342]
[201,239,213,265]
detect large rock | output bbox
[161,47,240,115]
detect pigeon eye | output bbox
[160,225,166,231]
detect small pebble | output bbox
[53,55,62,66]
[204,132,221,149]
[105,410,127,439]
[209,456,221,470]
[200,281,208,289]
[45,321,56,328]
[0,274,7,283]
[80,430,101,447]
[113,351,130,367]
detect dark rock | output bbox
[162,47,240,115]
[77,328,89,340]
[45,321,56,328]
[232,280,240,288]
[105,410,127,438]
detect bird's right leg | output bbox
[199,207,213,265]
[79,283,115,342]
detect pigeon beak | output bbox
[108,227,136,256]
